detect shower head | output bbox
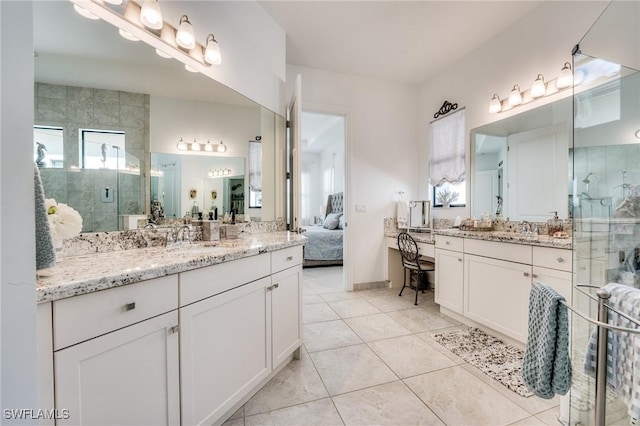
[582,173,593,184]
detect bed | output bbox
[302,192,344,267]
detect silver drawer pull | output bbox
[532,274,538,279]
[266,285,274,291]
[286,256,293,261]
[445,241,450,245]
[273,283,279,289]
[557,257,565,263]
[458,258,462,262]
[523,272,530,277]
[125,302,136,311]
[169,325,179,334]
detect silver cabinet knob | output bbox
[286,256,293,261]
[125,302,136,311]
[524,272,530,277]
[169,325,179,334]
[532,274,538,279]
[557,257,565,263]
[458,258,462,262]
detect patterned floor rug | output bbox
[432,327,534,398]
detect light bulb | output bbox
[155,48,172,58]
[103,0,123,5]
[508,84,522,107]
[557,62,573,89]
[140,0,163,30]
[118,29,139,41]
[176,138,187,151]
[190,139,201,151]
[204,34,222,65]
[489,94,502,114]
[530,74,546,98]
[217,141,227,153]
[176,15,195,49]
[73,4,100,20]
[184,64,199,73]
[204,140,214,152]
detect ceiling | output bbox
[259,1,546,84]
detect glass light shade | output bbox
[204,140,214,152]
[489,94,502,113]
[176,15,195,49]
[557,62,573,89]
[204,34,222,65]
[155,48,172,58]
[530,74,546,98]
[73,4,100,20]
[184,64,199,73]
[190,140,201,151]
[176,138,187,151]
[508,84,522,107]
[217,141,227,153]
[118,29,139,41]
[140,0,163,30]
[103,0,123,5]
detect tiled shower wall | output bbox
[35,83,150,232]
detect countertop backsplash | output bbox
[384,217,572,236]
[60,219,286,258]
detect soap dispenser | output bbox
[547,211,563,236]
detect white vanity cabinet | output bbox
[52,275,180,426]
[434,235,464,314]
[532,246,572,301]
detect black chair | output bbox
[397,232,435,305]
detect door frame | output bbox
[301,102,353,292]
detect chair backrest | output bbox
[397,232,420,266]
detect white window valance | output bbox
[429,109,466,186]
[248,140,262,192]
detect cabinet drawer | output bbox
[417,242,435,258]
[271,246,303,273]
[464,238,531,264]
[532,246,572,272]
[435,235,464,252]
[53,275,178,350]
[180,253,270,306]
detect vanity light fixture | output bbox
[155,48,172,58]
[557,62,573,89]
[508,84,522,106]
[185,64,199,73]
[103,0,123,5]
[73,3,100,20]
[204,139,215,152]
[118,28,139,41]
[635,129,640,139]
[489,94,502,113]
[176,15,196,49]
[204,34,222,65]
[140,0,163,30]
[176,138,188,151]
[208,168,232,178]
[216,140,227,153]
[530,74,546,98]
[190,139,201,151]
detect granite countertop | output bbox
[36,232,307,304]
[385,231,434,244]
[434,228,572,249]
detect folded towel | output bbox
[34,164,56,269]
[522,281,571,399]
[583,283,640,419]
[397,201,408,229]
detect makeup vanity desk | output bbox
[384,230,435,289]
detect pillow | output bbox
[338,214,345,229]
[323,212,342,230]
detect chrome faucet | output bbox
[167,225,191,245]
[520,221,531,234]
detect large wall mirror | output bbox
[470,97,572,222]
[33,1,284,232]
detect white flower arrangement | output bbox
[44,198,83,242]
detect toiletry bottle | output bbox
[547,211,563,236]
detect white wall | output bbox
[287,65,420,286]
[418,1,608,221]
[1,1,39,419]
[157,1,286,115]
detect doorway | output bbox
[300,111,346,291]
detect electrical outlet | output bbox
[355,204,366,213]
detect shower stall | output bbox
[568,2,640,424]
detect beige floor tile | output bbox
[368,334,456,378]
[228,406,244,421]
[415,329,468,365]
[387,306,457,333]
[367,293,424,312]
[303,302,340,324]
[332,381,443,426]
[303,320,363,352]
[244,353,328,416]
[534,406,563,425]
[309,344,398,395]
[508,416,547,426]
[327,299,381,318]
[245,398,344,426]
[354,288,393,300]
[344,313,411,342]
[303,294,325,304]
[222,418,244,426]
[320,291,362,302]
[405,366,530,426]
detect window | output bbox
[34,126,64,168]
[429,109,466,208]
[432,181,466,208]
[81,129,125,170]
[248,140,262,208]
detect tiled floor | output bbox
[224,266,561,426]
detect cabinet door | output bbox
[271,265,302,367]
[54,311,180,426]
[464,254,531,343]
[435,248,464,314]
[532,266,572,302]
[180,277,271,426]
